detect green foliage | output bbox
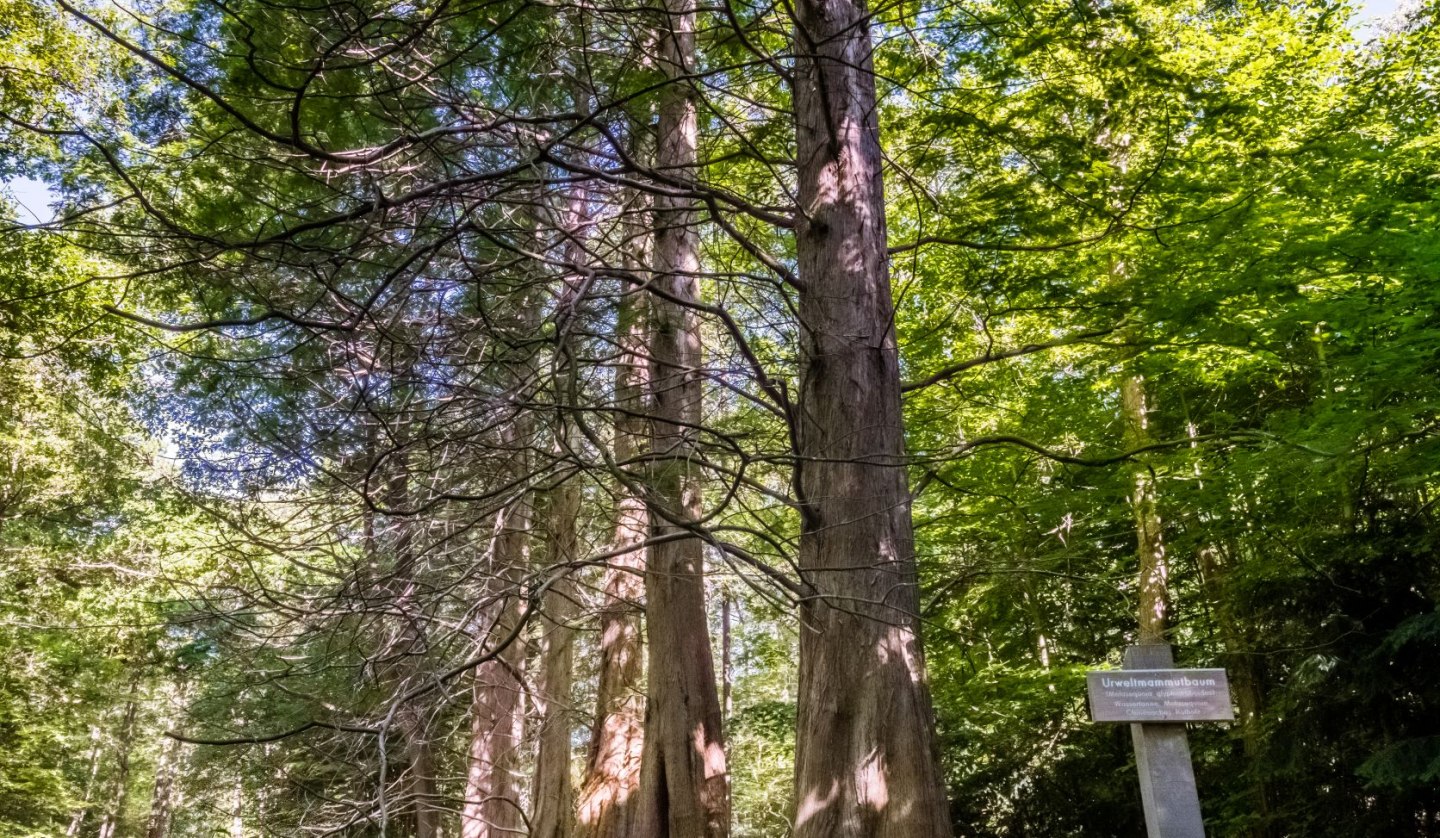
[4,0,1440,834]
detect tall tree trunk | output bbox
[98,686,140,838]
[462,494,532,838]
[532,475,582,838]
[720,592,732,718]
[531,143,598,838]
[372,440,440,838]
[1121,373,1169,643]
[790,0,950,833]
[144,736,178,838]
[630,0,729,831]
[67,726,105,838]
[229,776,244,838]
[395,486,441,838]
[463,199,551,838]
[576,276,649,838]
[145,685,187,838]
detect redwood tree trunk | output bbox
[576,282,648,838]
[629,0,729,830]
[790,0,950,833]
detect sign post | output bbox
[1087,644,1233,838]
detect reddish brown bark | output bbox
[629,0,729,830]
[789,0,950,833]
[576,259,649,838]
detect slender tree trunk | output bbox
[229,777,244,838]
[395,503,442,838]
[532,474,582,838]
[98,688,140,838]
[721,592,732,718]
[1121,374,1169,643]
[373,442,440,838]
[531,143,599,838]
[407,728,440,838]
[630,0,729,830]
[68,726,105,838]
[463,495,532,838]
[144,736,178,838]
[145,685,187,838]
[576,279,649,838]
[790,0,950,832]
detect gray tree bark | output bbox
[377,452,441,838]
[789,0,951,833]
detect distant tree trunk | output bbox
[462,493,532,838]
[1121,373,1169,643]
[406,727,440,838]
[144,736,178,838]
[789,0,950,832]
[67,726,105,838]
[531,474,582,838]
[576,275,648,838]
[630,0,729,830]
[372,442,440,838]
[145,686,187,838]
[229,777,244,838]
[395,512,442,838]
[721,592,732,717]
[531,144,598,838]
[98,684,141,838]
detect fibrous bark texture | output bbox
[532,476,582,838]
[790,0,950,833]
[576,283,648,838]
[630,0,729,830]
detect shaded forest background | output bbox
[2,0,1439,834]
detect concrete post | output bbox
[1125,644,1207,838]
